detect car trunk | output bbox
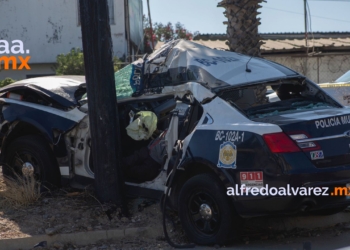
[217,80,350,168]
[253,108,350,168]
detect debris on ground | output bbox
[0,168,164,240]
[2,167,350,249]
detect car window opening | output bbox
[220,80,340,119]
[87,94,202,183]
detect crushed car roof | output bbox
[0,75,86,107]
[1,40,302,106]
[136,40,300,95]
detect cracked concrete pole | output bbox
[79,0,125,207]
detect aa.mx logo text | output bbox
[0,40,31,70]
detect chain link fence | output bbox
[264,54,350,83]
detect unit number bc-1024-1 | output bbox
[215,130,245,143]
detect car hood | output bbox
[0,75,86,108]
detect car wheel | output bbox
[2,135,61,189]
[178,173,239,245]
[311,205,348,216]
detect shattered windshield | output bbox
[246,98,333,118]
[80,65,135,101]
[219,80,340,119]
[114,64,134,99]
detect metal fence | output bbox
[264,54,350,83]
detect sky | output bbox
[142,0,350,34]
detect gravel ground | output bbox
[23,221,350,250]
[0,188,165,239]
[0,165,166,241]
[28,237,172,250]
[0,168,187,249]
[2,168,350,250]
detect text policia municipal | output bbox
[315,116,350,129]
[227,184,329,196]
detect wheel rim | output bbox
[11,151,41,179]
[188,191,220,236]
[21,162,35,177]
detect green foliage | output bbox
[175,22,197,40]
[154,22,174,41]
[143,15,199,53]
[56,48,85,75]
[56,48,123,75]
[113,57,123,72]
[0,78,15,88]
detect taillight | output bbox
[288,132,321,151]
[263,132,301,153]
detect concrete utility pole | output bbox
[147,0,155,50]
[303,0,309,76]
[79,0,125,206]
[304,0,308,52]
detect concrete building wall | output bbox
[0,64,56,81]
[265,54,350,83]
[0,0,127,80]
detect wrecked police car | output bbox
[1,40,350,245]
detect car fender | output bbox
[0,101,86,158]
[179,156,236,189]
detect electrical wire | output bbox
[308,0,350,2]
[263,6,350,24]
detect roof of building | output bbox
[196,32,350,40]
[155,32,350,55]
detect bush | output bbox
[0,78,15,88]
[56,48,124,75]
[56,48,85,75]
[114,56,123,72]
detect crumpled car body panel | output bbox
[128,40,299,96]
[1,39,350,221]
[0,75,86,108]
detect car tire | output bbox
[311,205,348,216]
[178,173,239,245]
[2,135,61,190]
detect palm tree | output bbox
[218,0,264,57]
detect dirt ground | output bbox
[35,223,350,250]
[0,167,167,239]
[2,168,350,250]
[0,168,189,250]
[0,190,164,238]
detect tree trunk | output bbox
[79,0,125,205]
[218,0,264,57]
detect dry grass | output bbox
[0,170,41,208]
